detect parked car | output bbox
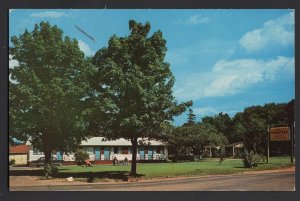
[29,157,64,167]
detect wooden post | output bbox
[290,124,294,163]
[209,148,212,158]
[293,121,295,162]
[267,125,270,164]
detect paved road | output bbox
[10,171,295,191]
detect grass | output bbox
[9,157,293,183]
[55,156,294,182]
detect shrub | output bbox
[9,159,16,166]
[43,163,58,178]
[241,149,264,168]
[74,149,89,166]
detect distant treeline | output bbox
[202,99,294,155]
[166,99,294,158]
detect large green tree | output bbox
[202,112,233,142]
[9,22,93,165]
[166,125,191,162]
[231,101,294,155]
[90,20,191,175]
[167,123,227,160]
[191,123,228,155]
[166,107,227,160]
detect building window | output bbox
[84,147,94,154]
[114,147,118,154]
[122,147,128,154]
[156,147,164,154]
[160,147,164,154]
[94,147,100,154]
[128,147,132,154]
[33,148,43,155]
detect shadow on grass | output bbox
[9,169,144,182]
[234,166,248,169]
[10,169,44,176]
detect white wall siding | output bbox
[28,148,44,162]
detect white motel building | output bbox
[27,137,168,164]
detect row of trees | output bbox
[166,109,227,161]
[166,100,294,159]
[9,21,191,175]
[231,100,294,155]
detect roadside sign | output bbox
[270,127,290,141]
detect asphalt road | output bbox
[10,171,295,191]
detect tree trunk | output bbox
[44,148,52,165]
[174,147,180,162]
[42,134,52,165]
[130,137,138,176]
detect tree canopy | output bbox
[231,101,294,155]
[202,112,233,142]
[167,109,227,160]
[89,20,191,175]
[9,21,93,164]
[170,123,227,155]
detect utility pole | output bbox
[267,125,269,164]
[290,123,294,163]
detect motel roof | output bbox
[81,137,165,146]
[9,144,30,154]
[225,142,244,148]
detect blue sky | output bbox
[9,9,295,126]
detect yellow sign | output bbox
[270,127,290,141]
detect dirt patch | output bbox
[238,166,295,175]
[9,176,83,187]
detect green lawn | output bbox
[57,157,294,182]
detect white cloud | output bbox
[78,40,95,57]
[9,54,19,69]
[184,15,210,25]
[166,41,235,67]
[239,11,294,52]
[193,107,240,117]
[174,56,294,101]
[30,11,69,18]
[193,107,218,116]
[9,55,19,84]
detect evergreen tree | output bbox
[187,108,196,125]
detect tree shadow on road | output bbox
[56,171,144,182]
[10,169,144,182]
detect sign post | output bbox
[267,125,269,164]
[269,126,290,141]
[268,124,293,164]
[290,124,294,163]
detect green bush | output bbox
[74,149,89,166]
[43,163,58,178]
[241,149,264,168]
[9,159,16,166]
[168,155,194,162]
